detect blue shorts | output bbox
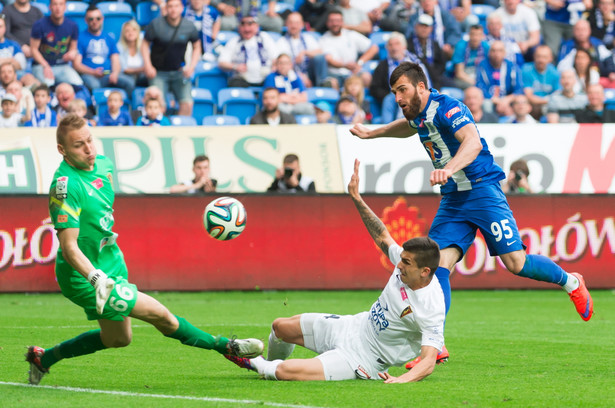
[429,183,525,257]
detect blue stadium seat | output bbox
[361,60,379,75]
[136,1,160,27]
[369,31,393,60]
[193,62,228,101]
[302,31,321,43]
[170,115,198,126]
[97,2,135,41]
[307,87,340,106]
[217,88,259,124]
[365,94,382,124]
[440,86,465,101]
[91,87,129,114]
[216,30,239,46]
[605,88,615,109]
[261,1,294,15]
[132,87,146,111]
[202,115,241,126]
[65,1,89,33]
[32,2,50,15]
[295,114,317,124]
[191,88,216,123]
[471,4,495,32]
[263,31,282,42]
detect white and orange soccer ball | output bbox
[203,197,247,240]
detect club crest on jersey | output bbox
[56,176,68,199]
[400,305,413,318]
[91,178,104,190]
[106,173,113,189]
[445,106,460,118]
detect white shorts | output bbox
[300,312,387,381]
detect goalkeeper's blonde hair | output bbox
[56,114,86,145]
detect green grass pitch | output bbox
[1,290,614,408]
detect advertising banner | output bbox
[1,195,613,292]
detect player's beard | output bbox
[402,91,422,121]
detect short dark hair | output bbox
[389,62,429,89]
[510,159,530,177]
[283,153,299,164]
[193,155,210,166]
[402,237,440,274]
[326,9,343,20]
[33,83,51,97]
[86,4,100,13]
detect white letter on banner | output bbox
[0,155,28,187]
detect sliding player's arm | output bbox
[379,346,438,383]
[348,159,396,256]
[350,118,417,140]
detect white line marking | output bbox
[2,323,269,329]
[0,382,327,408]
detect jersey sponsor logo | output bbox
[91,178,104,190]
[400,287,408,301]
[58,214,68,223]
[56,176,68,199]
[451,115,469,129]
[400,305,413,318]
[369,298,390,333]
[445,106,461,118]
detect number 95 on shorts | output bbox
[85,277,138,321]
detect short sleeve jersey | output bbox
[360,244,445,366]
[31,16,79,66]
[49,156,122,276]
[408,90,505,193]
[77,30,119,71]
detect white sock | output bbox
[250,356,282,380]
[267,327,295,360]
[562,273,580,293]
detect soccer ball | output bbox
[203,197,247,240]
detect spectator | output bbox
[557,19,611,72]
[599,48,615,88]
[214,0,284,33]
[0,93,24,127]
[380,0,418,34]
[350,0,391,26]
[218,12,278,87]
[575,83,615,122]
[0,16,27,73]
[250,87,297,125]
[6,79,34,120]
[276,12,327,88]
[170,155,218,194]
[298,0,337,34]
[3,0,43,59]
[522,44,560,119]
[502,159,534,194]
[320,10,379,90]
[333,94,366,124]
[493,0,541,61]
[546,69,588,123]
[337,0,373,36]
[313,100,333,123]
[503,94,537,123]
[30,0,83,87]
[476,40,523,116]
[589,0,615,50]
[342,74,370,121]
[267,153,316,193]
[569,48,601,94]
[67,98,96,126]
[143,85,167,113]
[98,90,133,126]
[407,14,454,90]
[142,0,201,117]
[117,20,147,90]
[73,5,135,97]
[464,85,500,123]
[406,0,463,59]
[24,83,57,127]
[543,0,592,59]
[0,60,18,94]
[485,12,524,67]
[184,0,221,61]
[137,97,171,126]
[440,0,472,29]
[53,82,76,119]
[451,23,490,89]
[263,53,313,115]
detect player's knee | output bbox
[271,318,286,339]
[104,334,132,348]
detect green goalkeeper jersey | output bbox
[49,155,127,290]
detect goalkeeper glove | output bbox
[88,269,115,315]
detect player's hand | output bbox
[88,269,115,315]
[348,158,361,200]
[349,123,372,139]
[430,169,453,186]
[379,372,406,384]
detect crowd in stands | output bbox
[1,0,615,129]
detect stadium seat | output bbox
[216,30,239,46]
[295,114,317,125]
[307,87,340,106]
[97,2,135,41]
[136,1,161,27]
[193,61,228,101]
[365,94,382,124]
[131,87,146,111]
[191,88,216,123]
[361,60,379,75]
[471,4,495,32]
[263,31,282,42]
[202,115,241,126]
[170,115,198,126]
[261,1,294,15]
[302,31,321,42]
[91,87,129,114]
[440,86,465,101]
[65,1,89,33]
[217,87,259,124]
[32,2,50,15]
[369,31,393,60]
[605,89,615,109]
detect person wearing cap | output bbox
[249,87,297,125]
[313,100,333,123]
[0,92,26,127]
[333,94,365,124]
[451,23,490,89]
[406,0,462,59]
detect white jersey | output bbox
[360,244,445,367]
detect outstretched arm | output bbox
[348,159,396,257]
[379,346,438,383]
[350,118,416,140]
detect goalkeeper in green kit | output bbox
[25,114,263,385]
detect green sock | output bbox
[41,329,106,369]
[165,315,229,354]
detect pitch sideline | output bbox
[0,381,327,408]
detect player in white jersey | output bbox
[226,159,446,382]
